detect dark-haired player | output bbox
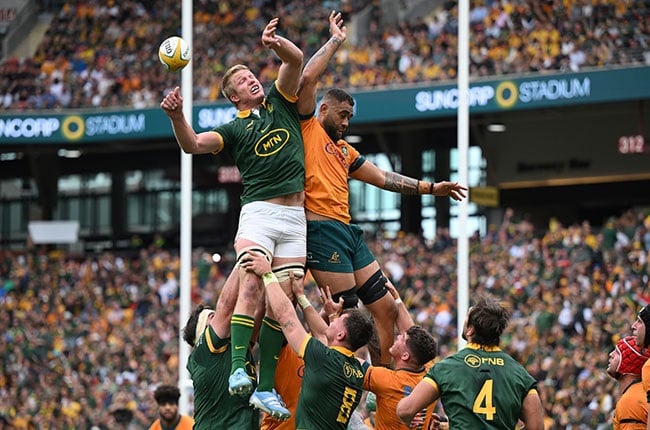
[149,385,194,430]
[181,271,259,429]
[296,11,467,366]
[241,250,374,429]
[397,295,544,429]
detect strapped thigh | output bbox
[357,270,389,305]
[272,263,305,283]
[236,246,272,268]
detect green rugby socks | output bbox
[231,314,255,373]
[257,317,284,392]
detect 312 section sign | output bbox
[618,135,646,154]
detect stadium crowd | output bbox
[0,0,649,110]
[0,207,648,428]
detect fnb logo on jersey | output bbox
[255,129,290,156]
[464,354,505,368]
[343,362,364,378]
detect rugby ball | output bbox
[158,36,191,72]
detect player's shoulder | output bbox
[365,364,392,379]
[270,81,298,103]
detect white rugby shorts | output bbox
[235,201,306,258]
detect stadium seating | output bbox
[0,0,648,110]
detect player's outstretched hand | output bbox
[329,10,347,43]
[262,17,281,48]
[432,181,468,201]
[320,285,343,317]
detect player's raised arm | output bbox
[297,10,346,116]
[160,86,223,154]
[262,17,303,97]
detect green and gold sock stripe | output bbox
[231,314,255,328]
[262,317,282,332]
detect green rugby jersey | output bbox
[296,336,365,430]
[215,82,304,206]
[425,343,537,429]
[188,326,259,429]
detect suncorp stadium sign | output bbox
[0,106,239,144]
[0,116,60,138]
[0,67,648,144]
[0,113,148,142]
[350,66,650,123]
[413,77,591,112]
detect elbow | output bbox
[288,49,304,68]
[178,139,201,154]
[395,403,410,425]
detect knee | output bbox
[239,272,261,300]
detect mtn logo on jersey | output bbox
[464,353,505,368]
[328,252,341,264]
[255,129,290,156]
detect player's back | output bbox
[428,344,537,429]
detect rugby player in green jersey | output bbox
[241,250,374,430]
[162,17,306,420]
[397,295,544,429]
[182,271,260,429]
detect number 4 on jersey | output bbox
[473,379,496,420]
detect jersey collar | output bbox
[466,342,501,352]
[331,345,355,357]
[236,100,267,118]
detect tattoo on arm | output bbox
[385,172,419,194]
[330,37,342,46]
[304,37,342,69]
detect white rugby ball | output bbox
[158,36,191,72]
